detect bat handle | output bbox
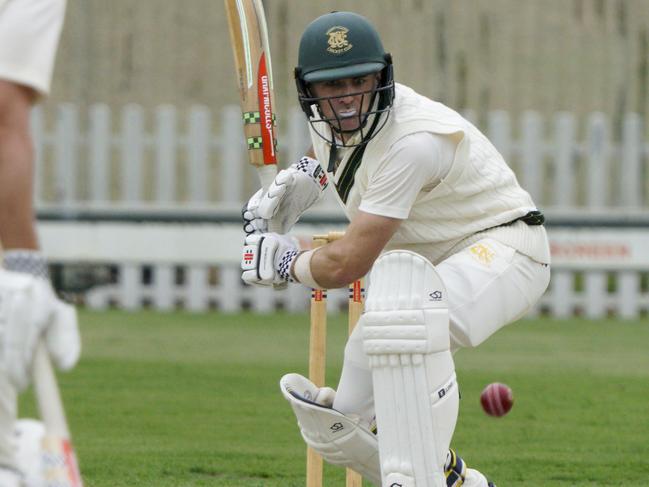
[257,164,277,192]
[257,164,283,234]
[33,341,70,439]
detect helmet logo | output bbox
[326,26,353,54]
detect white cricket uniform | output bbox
[0,0,66,472]
[310,83,551,425]
[0,0,66,95]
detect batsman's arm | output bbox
[294,211,401,289]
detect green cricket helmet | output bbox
[295,11,395,150]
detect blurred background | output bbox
[35,0,649,317]
[50,0,649,125]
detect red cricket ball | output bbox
[480,382,514,417]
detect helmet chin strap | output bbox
[327,141,338,173]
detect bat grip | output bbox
[257,164,282,234]
[257,164,277,191]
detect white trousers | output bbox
[0,0,67,95]
[333,238,551,426]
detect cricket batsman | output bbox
[241,11,550,487]
[0,1,80,485]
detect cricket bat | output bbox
[224,0,280,205]
[33,341,83,487]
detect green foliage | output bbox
[20,311,649,486]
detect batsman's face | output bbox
[310,74,380,134]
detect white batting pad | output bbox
[279,373,381,485]
[362,250,459,487]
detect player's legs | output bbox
[333,241,548,484]
[335,240,549,415]
[333,323,376,428]
[0,80,39,250]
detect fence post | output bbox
[155,105,177,202]
[221,105,245,203]
[488,111,512,167]
[549,270,574,318]
[185,106,212,311]
[153,265,175,311]
[186,264,208,312]
[119,265,141,311]
[221,266,243,313]
[585,113,610,208]
[120,104,144,202]
[54,104,79,204]
[521,111,544,204]
[152,106,178,310]
[618,271,639,319]
[620,113,643,206]
[252,285,275,313]
[616,114,644,318]
[187,105,211,202]
[89,104,111,202]
[117,105,145,310]
[583,113,611,317]
[553,112,577,206]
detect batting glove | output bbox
[242,188,267,236]
[257,157,328,233]
[241,233,300,287]
[0,251,80,391]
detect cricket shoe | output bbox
[465,467,496,487]
[445,449,466,486]
[446,449,497,487]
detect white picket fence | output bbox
[32,104,649,317]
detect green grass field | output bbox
[19,310,649,486]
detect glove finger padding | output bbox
[45,301,80,372]
[242,188,268,236]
